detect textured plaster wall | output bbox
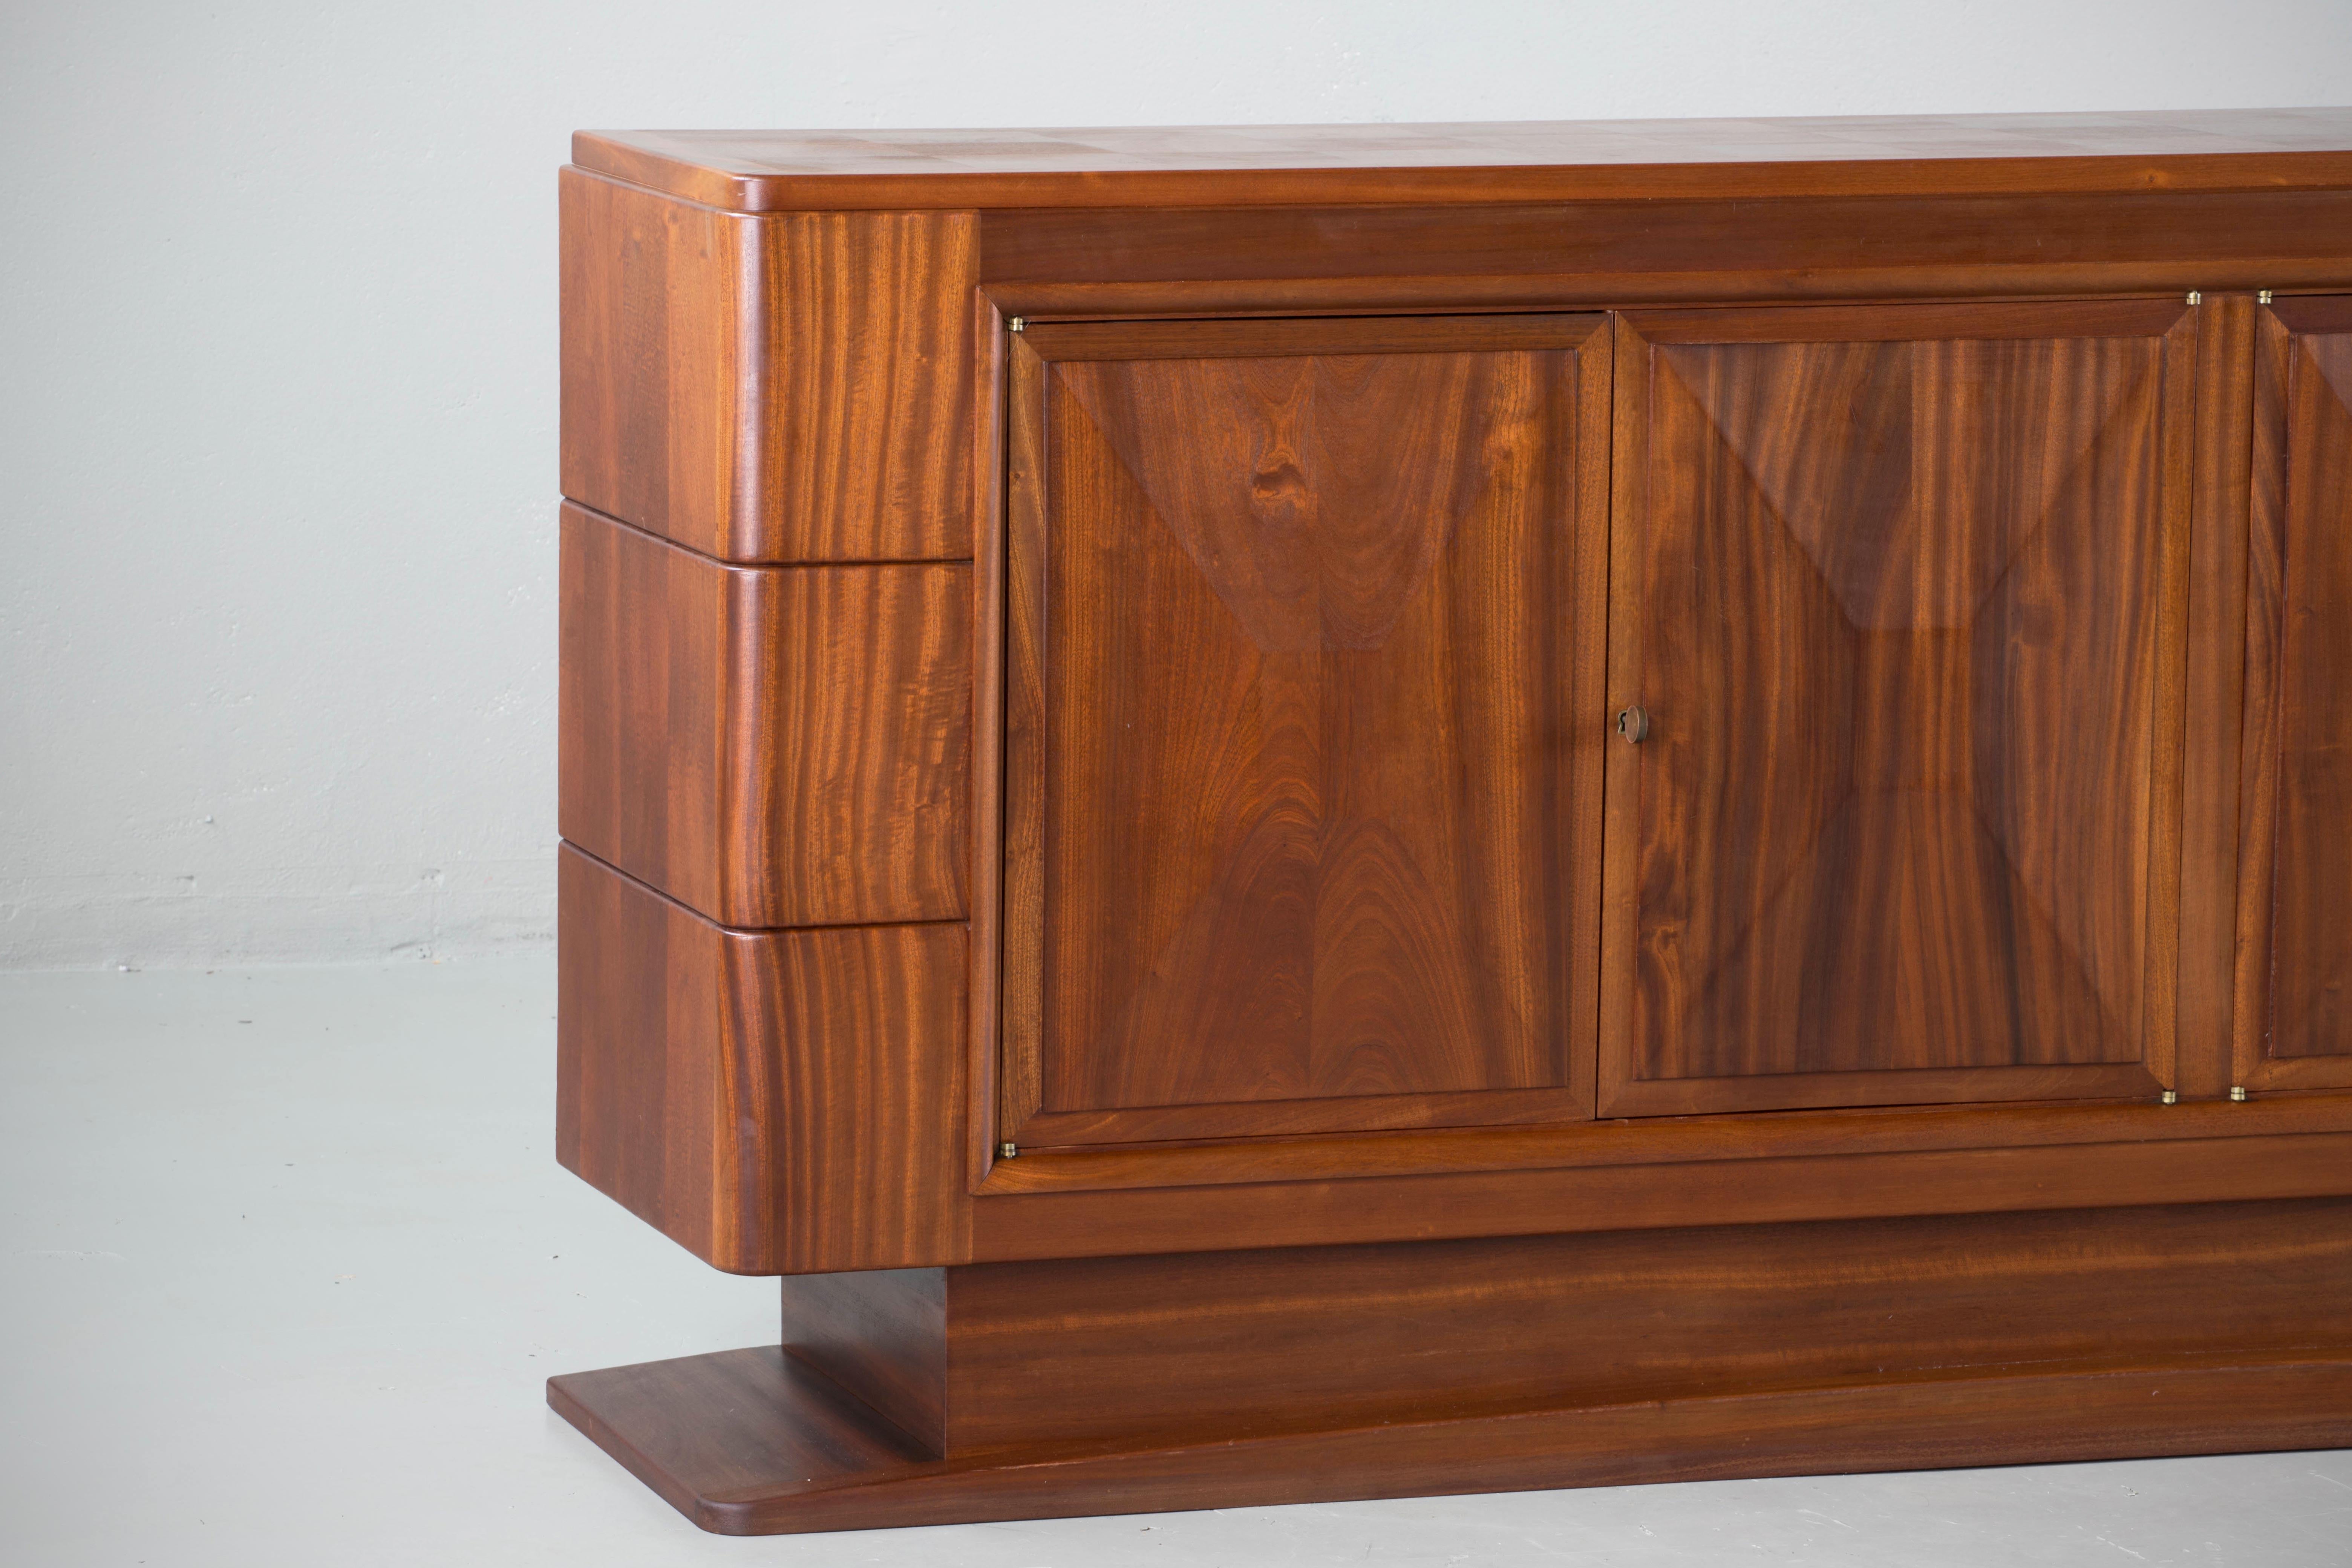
[4,0,2349,967]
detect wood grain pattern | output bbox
[559,502,970,928]
[2237,295,2352,1094]
[556,845,969,1274]
[571,109,2352,212]
[559,168,974,562]
[1602,300,2195,1116]
[940,1198,2352,1453]
[1002,314,1609,1149]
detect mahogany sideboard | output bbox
[550,110,2352,1534]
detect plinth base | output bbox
[550,1348,2352,1535]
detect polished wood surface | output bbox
[1003,314,1610,1149]
[2237,295,2352,1094]
[1602,300,2195,1117]
[551,1196,2352,1533]
[556,846,967,1274]
[574,109,2352,212]
[560,168,974,562]
[559,503,969,928]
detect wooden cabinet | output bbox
[550,113,2352,1534]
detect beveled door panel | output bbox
[1602,301,2197,1117]
[1003,315,1611,1149]
[2234,296,2352,1096]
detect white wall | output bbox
[4,0,2349,968]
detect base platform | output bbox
[549,1348,2352,1535]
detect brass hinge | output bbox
[999,1141,1020,1158]
[2160,1090,2177,1105]
[2230,1086,2248,1102]
[1008,317,1026,333]
[2259,290,2275,305]
[2186,290,2202,305]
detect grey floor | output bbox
[4,960,2347,1567]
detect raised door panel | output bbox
[1603,301,2197,1117]
[2235,297,2352,1095]
[1003,315,1611,1149]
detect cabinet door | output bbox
[1602,301,2197,1117]
[1001,315,1611,1149]
[2235,297,2352,1095]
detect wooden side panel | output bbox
[559,503,971,928]
[940,1199,2352,1455]
[560,169,759,560]
[2239,296,2352,1094]
[560,505,727,917]
[557,843,773,1272]
[1602,300,2193,1116]
[556,846,970,1274]
[559,168,976,562]
[1003,314,1609,1150]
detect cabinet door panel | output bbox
[1603,302,2196,1117]
[2236,296,2352,1094]
[1003,315,1611,1150]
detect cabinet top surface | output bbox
[575,108,2352,212]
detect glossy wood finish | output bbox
[559,504,970,928]
[1003,314,1610,1150]
[556,846,967,1274]
[551,1196,2352,1533]
[559,168,974,562]
[1602,300,2196,1118]
[2236,296,2352,1095]
[574,109,2352,212]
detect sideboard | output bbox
[548,110,2352,1534]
